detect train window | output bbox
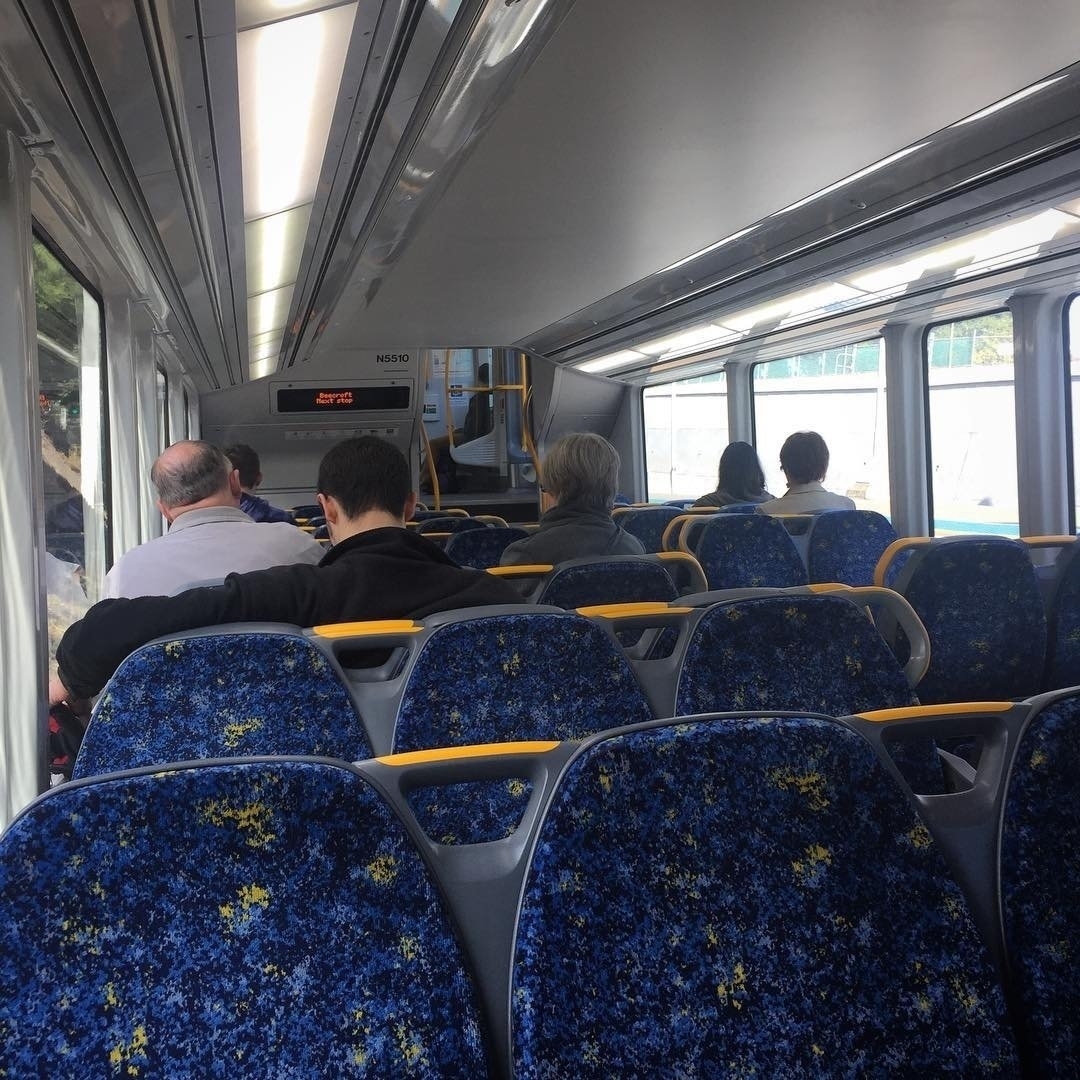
[925,311,1017,537]
[33,235,108,656]
[752,340,889,516]
[643,371,728,502]
[1069,297,1080,531]
[156,366,169,450]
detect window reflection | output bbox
[34,237,108,659]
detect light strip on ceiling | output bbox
[238,4,356,219]
[578,350,649,374]
[636,324,736,356]
[237,1,357,376]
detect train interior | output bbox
[3,0,1080,1073]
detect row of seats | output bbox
[875,534,1080,702]
[4,692,1076,1075]
[70,589,934,791]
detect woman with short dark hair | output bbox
[693,441,773,508]
[757,431,856,514]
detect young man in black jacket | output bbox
[50,436,524,704]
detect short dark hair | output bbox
[151,441,232,509]
[317,436,410,518]
[717,441,766,500]
[225,443,260,489]
[779,430,830,485]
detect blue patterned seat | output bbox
[73,629,370,779]
[999,691,1080,1075]
[671,594,942,791]
[535,556,679,607]
[806,509,898,586]
[416,516,488,535]
[0,759,487,1076]
[392,610,653,843]
[691,514,808,589]
[1043,538,1080,691]
[510,716,1018,1077]
[612,506,685,553]
[889,537,1046,703]
[444,526,530,568]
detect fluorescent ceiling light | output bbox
[773,144,928,216]
[248,284,294,337]
[251,335,284,362]
[658,226,757,273]
[238,3,356,219]
[249,355,277,380]
[246,203,312,295]
[637,324,735,356]
[952,76,1067,126]
[236,0,354,35]
[578,350,648,374]
[657,329,742,360]
[849,208,1076,293]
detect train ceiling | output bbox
[5,0,1080,390]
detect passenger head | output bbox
[541,433,621,513]
[779,430,830,485]
[717,441,767,500]
[225,443,262,491]
[316,436,415,540]
[152,441,238,521]
[478,362,490,383]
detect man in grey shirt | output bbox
[103,441,323,599]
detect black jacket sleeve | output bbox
[55,563,328,699]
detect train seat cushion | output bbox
[511,716,1017,1076]
[694,515,808,590]
[1000,693,1080,1074]
[806,509,898,586]
[73,632,370,779]
[675,595,917,716]
[393,612,653,845]
[1043,540,1080,691]
[892,539,1046,703]
[613,506,685,553]
[535,559,678,608]
[0,760,486,1076]
[443,526,530,569]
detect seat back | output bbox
[73,627,370,779]
[806,509,898,585]
[0,759,488,1076]
[510,715,1018,1076]
[691,513,808,589]
[611,505,685,552]
[889,537,1046,703]
[444,526,530,568]
[392,610,653,754]
[673,594,918,717]
[536,555,679,607]
[1042,538,1080,690]
[417,515,488,535]
[999,688,1080,1074]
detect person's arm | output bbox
[54,563,325,700]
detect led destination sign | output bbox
[275,385,410,413]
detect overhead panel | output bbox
[236,0,358,378]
